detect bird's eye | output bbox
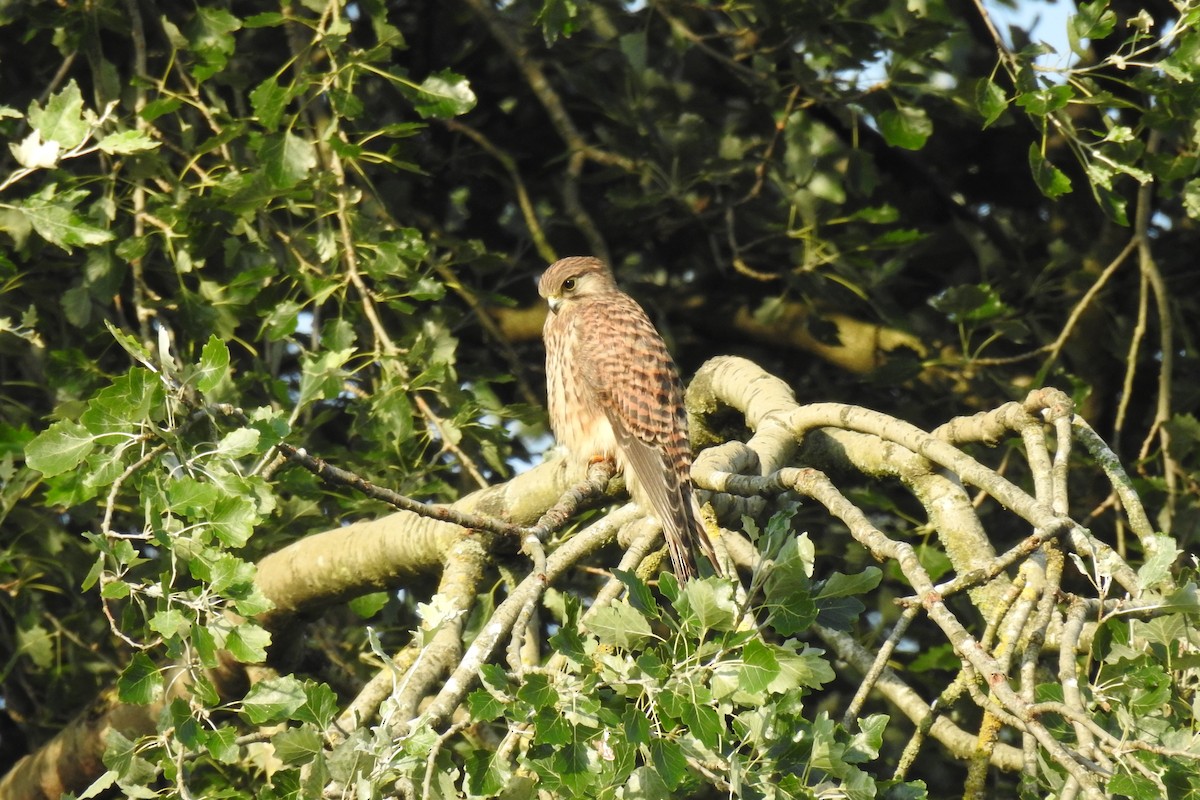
[562,278,577,292]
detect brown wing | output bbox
[575,292,720,578]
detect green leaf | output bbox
[298,348,354,407]
[140,97,182,122]
[468,689,507,721]
[764,535,817,635]
[818,568,882,599]
[412,70,477,119]
[584,600,653,649]
[17,623,53,669]
[648,738,688,790]
[100,579,130,599]
[879,106,932,150]
[814,594,867,630]
[260,131,317,188]
[847,714,889,762]
[168,477,218,516]
[77,770,119,799]
[186,6,243,80]
[118,652,164,704]
[250,77,290,131]
[226,622,270,663]
[975,79,1007,127]
[1106,772,1161,800]
[348,591,390,618]
[1160,37,1199,82]
[102,729,157,787]
[0,206,32,247]
[273,726,323,766]
[195,335,229,394]
[516,673,558,710]
[243,11,287,28]
[624,766,670,797]
[623,705,651,746]
[546,742,592,795]
[231,584,274,618]
[168,698,204,748]
[80,368,162,433]
[263,298,302,339]
[1183,178,1200,221]
[214,427,260,459]
[242,675,306,724]
[81,555,104,592]
[678,577,738,632]
[772,646,835,691]
[1028,144,1073,198]
[210,495,257,547]
[479,663,511,695]
[909,643,961,672]
[535,0,581,45]
[26,419,96,477]
[61,284,91,326]
[296,682,339,728]
[1070,0,1117,56]
[1137,535,1182,590]
[149,608,189,640]
[205,726,240,763]
[465,750,511,797]
[191,550,256,592]
[612,568,659,618]
[96,130,160,155]
[104,320,154,367]
[1015,85,1073,116]
[739,639,781,696]
[27,79,88,149]
[16,185,114,252]
[532,710,574,749]
[192,623,220,669]
[681,702,723,750]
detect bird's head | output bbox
[538,256,618,313]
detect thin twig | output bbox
[443,120,557,264]
[1132,133,1176,523]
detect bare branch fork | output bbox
[686,356,1165,796]
[210,402,616,544]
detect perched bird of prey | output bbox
[539,256,721,579]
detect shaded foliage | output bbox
[1,0,1199,797]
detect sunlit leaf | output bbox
[118,653,164,704]
[250,77,289,131]
[25,419,96,477]
[1028,144,1072,198]
[412,70,476,119]
[10,131,60,168]
[584,601,653,649]
[975,79,1007,128]
[15,185,114,252]
[242,675,306,724]
[879,106,932,150]
[1015,85,1073,116]
[96,130,160,155]
[27,79,88,149]
[260,130,317,188]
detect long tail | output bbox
[661,485,723,580]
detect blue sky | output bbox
[988,0,1077,69]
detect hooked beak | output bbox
[547,297,561,314]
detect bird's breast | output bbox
[544,310,620,470]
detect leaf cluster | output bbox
[1,1,1199,799]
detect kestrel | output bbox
[539,256,721,579]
